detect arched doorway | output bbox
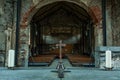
[28,1,95,67]
[18,0,102,67]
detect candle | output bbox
[8,50,15,67]
[105,50,112,68]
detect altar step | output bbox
[67,54,95,67]
[28,54,95,67]
[28,55,56,66]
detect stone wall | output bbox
[88,0,103,47]
[111,0,120,46]
[0,0,16,50]
[0,0,16,66]
[0,0,6,50]
[19,0,103,67]
[0,0,116,67]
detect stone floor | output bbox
[0,59,120,80]
[1,68,120,80]
[49,59,72,68]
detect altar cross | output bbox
[56,40,66,62]
[52,40,70,79]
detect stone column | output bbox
[24,25,30,68]
[19,25,30,67]
[4,27,12,66]
[106,4,112,46]
[94,22,103,47]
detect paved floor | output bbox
[49,59,72,68]
[1,68,120,80]
[0,59,120,80]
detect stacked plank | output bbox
[29,55,56,66]
[67,54,94,67]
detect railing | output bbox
[95,46,120,69]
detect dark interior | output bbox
[29,1,95,67]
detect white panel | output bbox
[105,50,112,68]
[8,50,15,67]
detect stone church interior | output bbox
[28,2,95,67]
[0,0,120,70]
